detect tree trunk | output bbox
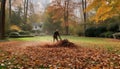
[24,0,26,19]
[24,0,29,24]
[9,0,11,23]
[84,0,87,29]
[0,0,6,39]
[82,0,87,35]
[24,0,26,23]
[66,0,69,35]
[25,0,28,24]
[64,0,69,35]
[0,5,1,39]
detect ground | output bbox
[0,36,120,69]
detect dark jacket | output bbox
[53,31,60,38]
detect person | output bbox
[53,29,62,42]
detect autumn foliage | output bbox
[86,0,120,22]
[0,40,120,69]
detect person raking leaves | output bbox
[53,29,62,42]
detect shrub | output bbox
[77,31,83,36]
[100,32,114,38]
[9,32,20,38]
[6,30,19,36]
[76,26,84,36]
[95,26,107,37]
[99,33,105,37]
[107,23,119,32]
[19,31,31,35]
[85,27,96,37]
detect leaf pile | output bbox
[44,39,77,48]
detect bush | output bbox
[95,26,107,37]
[77,32,83,36]
[100,32,114,38]
[85,27,96,37]
[99,33,105,37]
[107,23,119,32]
[19,31,31,35]
[9,31,34,38]
[9,32,20,38]
[6,30,20,36]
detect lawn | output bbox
[0,36,120,68]
[10,35,120,53]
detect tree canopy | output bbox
[86,0,120,22]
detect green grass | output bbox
[9,35,120,53]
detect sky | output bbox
[32,0,51,12]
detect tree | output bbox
[24,0,29,24]
[9,0,11,23]
[86,0,120,22]
[81,0,87,35]
[11,6,23,26]
[0,0,6,39]
[43,9,62,34]
[47,0,78,35]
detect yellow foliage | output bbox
[86,0,101,12]
[10,25,21,31]
[86,0,120,22]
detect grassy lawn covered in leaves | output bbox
[10,35,120,50]
[0,36,119,68]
